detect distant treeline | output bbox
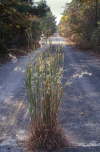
[0,0,56,57]
[59,0,100,50]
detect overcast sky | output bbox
[34,0,72,24]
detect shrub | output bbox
[91,25,100,50]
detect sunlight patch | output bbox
[16,129,27,141]
[14,66,25,73]
[72,71,92,79]
[0,137,17,146]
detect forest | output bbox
[59,0,100,50]
[0,0,56,58]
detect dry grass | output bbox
[27,123,70,151]
[26,45,70,151]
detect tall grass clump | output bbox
[26,45,69,151]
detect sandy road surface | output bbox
[0,35,100,151]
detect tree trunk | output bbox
[96,0,98,27]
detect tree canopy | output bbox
[0,0,56,56]
[59,0,100,50]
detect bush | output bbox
[59,0,100,50]
[91,25,100,50]
[0,0,56,57]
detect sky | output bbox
[34,0,72,24]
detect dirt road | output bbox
[0,35,100,151]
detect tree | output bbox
[0,0,56,57]
[40,11,56,38]
[59,0,100,50]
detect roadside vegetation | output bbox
[26,45,69,151]
[0,0,56,59]
[59,0,100,50]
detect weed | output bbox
[26,45,69,151]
